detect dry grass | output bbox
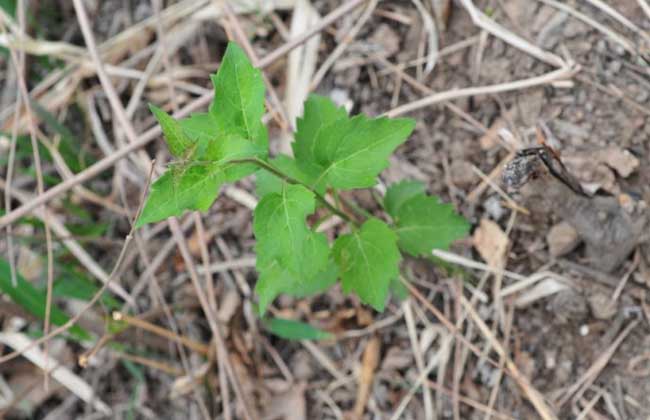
[1,0,649,418]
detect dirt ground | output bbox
[1,0,650,419]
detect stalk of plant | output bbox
[137,42,469,318]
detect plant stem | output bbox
[339,194,373,220]
[230,157,358,226]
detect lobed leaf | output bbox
[332,218,401,311]
[138,42,269,226]
[209,43,268,149]
[384,180,426,216]
[293,95,415,191]
[253,184,333,313]
[137,135,265,226]
[179,113,220,143]
[255,259,337,315]
[292,95,348,179]
[255,154,325,198]
[385,182,470,257]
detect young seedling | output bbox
[137,42,469,322]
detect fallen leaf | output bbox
[473,218,508,267]
[381,346,413,370]
[262,382,307,420]
[170,362,210,399]
[598,147,639,178]
[563,154,617,194]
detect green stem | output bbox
[330,189,358,224]
[230,157,358,226]
[339,194,373,221]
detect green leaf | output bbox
[264,317,333,341]
[255,258,338,314]
[210,42,268,149]
[0,259,90,340]
[137,134,265,226]
[384,180,426,216]
[332,218,401,311]
[292,95,348,179]
[390,276,409,301]
[31,101,96,173]
[52,266,120,310]
[66,221,110,237]
[0,0,16,18]
[255,154,325,198]
[138,42,268,227]
[254,184,317,273]
[253,184,331,314]
[385,183,470,257]
[149,104,195,157]
[290,258,338,297]
[179,113,220,143]
[293,95,415,190]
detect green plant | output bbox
[137,42,469,319]
[0,259,90,340]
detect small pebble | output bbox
[449,160,478,188]
[607,60,622,74]
[548,289,587,323]
[484,195,505,220]
[588,293,617,320]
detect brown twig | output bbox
[557,320,639,407]
[426,379,516,420]
[0,179,134,302]
[3,48,22,289]
[5,3,55,386]
[258,0,366,69]
[352,336,381,419]
[459,295,558,419]
[385,65,579,118]
[192,212,234,420]
[169,216,256,420]
[403,278,557,418]
[373,54,487,134]
[310,0,378,89]
[112,312,210,355]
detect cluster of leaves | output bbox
[138,42,469,316]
